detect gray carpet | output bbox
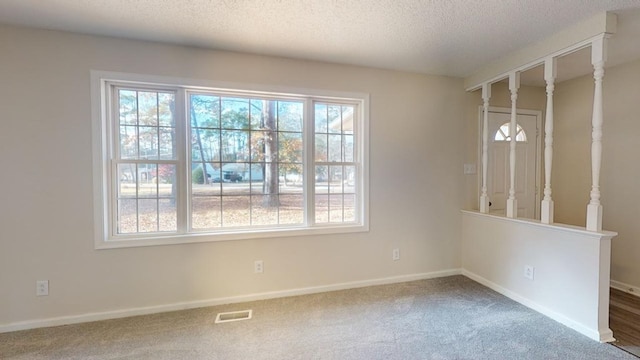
[0,275,637,360]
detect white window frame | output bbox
[91,71,369,249]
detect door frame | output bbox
[477,106,543,219]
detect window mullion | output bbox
[176,88,189,234]
[304,98,315,226]
[109,85,122,239]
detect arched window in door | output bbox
[494,122,527,142]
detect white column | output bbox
[506,72,520,218]
[480,83,491,213]
[541,58,557,224]
[587,37,607,232]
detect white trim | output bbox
[611,279,640,298]
[461,210,617,237]
[465,33,610,91]
[462,270,615,343]
[95,224,369,249]
[91,70,370,249]
[0,269,461,333]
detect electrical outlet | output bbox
[254,260,264,274]
[36,280,49,296]
[524,265,534,280]
[392,248,400,261]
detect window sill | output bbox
[95,223,369,249]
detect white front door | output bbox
[487,110,539,219]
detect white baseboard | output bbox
[0,268,462,334]
[611,279,640,298]
[462,269,613,343]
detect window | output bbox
[92,71,369,248]
[494,122,527,142]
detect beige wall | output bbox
[0,25,466,326]
[554,59,640,289]
[463,82,546,211]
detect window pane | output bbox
[191,196,222,230]
[119,90,138,125]
[159,127,175,160]
[221,98,250,129]
[158,93,174,126]
[136,163,156,184]
[315,134,327,161]
[221,130,249,162]
[159,199,177,232]
[342,106,354,134]
[329,165,343,193]
[327,105,342,134]
[278,101,303,132]
[192,163,221,185]
[138,92,158,126]
[344,194,356,222]
[494,123,527,142]
[192,129,220,162]
[117,164,137,196]
[117,198,137,234]
[251,195,278,226]
[221,162,249,185]
[249,99,263,129]
[246,164,263,183]
[315,165,329,193]
[279,195,303,224]
[120,126,138,159]
[222,178,249,195]
[315,103,328,133]
[344,166,356,194]
[251,175,265,194]
[328,135,342,162]
[344,135,354,162]
[279,164,303,194]
[138,199,158,232]
[191,94,220,129]
[279,132,303,163]
[250,131,265,162]
[222,196,250,227]
[139,126,158,159]
[329,195,344,223]
[315,194,329,223]
[157,164,176,192]
[137,164,158,198]
[192,179,222,196]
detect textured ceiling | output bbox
[1,0,640,78]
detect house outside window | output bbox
[92,71,369,248]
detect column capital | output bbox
[482,82,492,101]
[544,57,557,83]
[509,71,520,93]
[591,36,608,66]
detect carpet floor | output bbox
[1,275,636,360]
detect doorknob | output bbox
[489,202,492,206]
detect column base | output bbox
[586,203,603,232]
[506,198,517,218]
[541,199,554,224]
[480,195,490,213]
